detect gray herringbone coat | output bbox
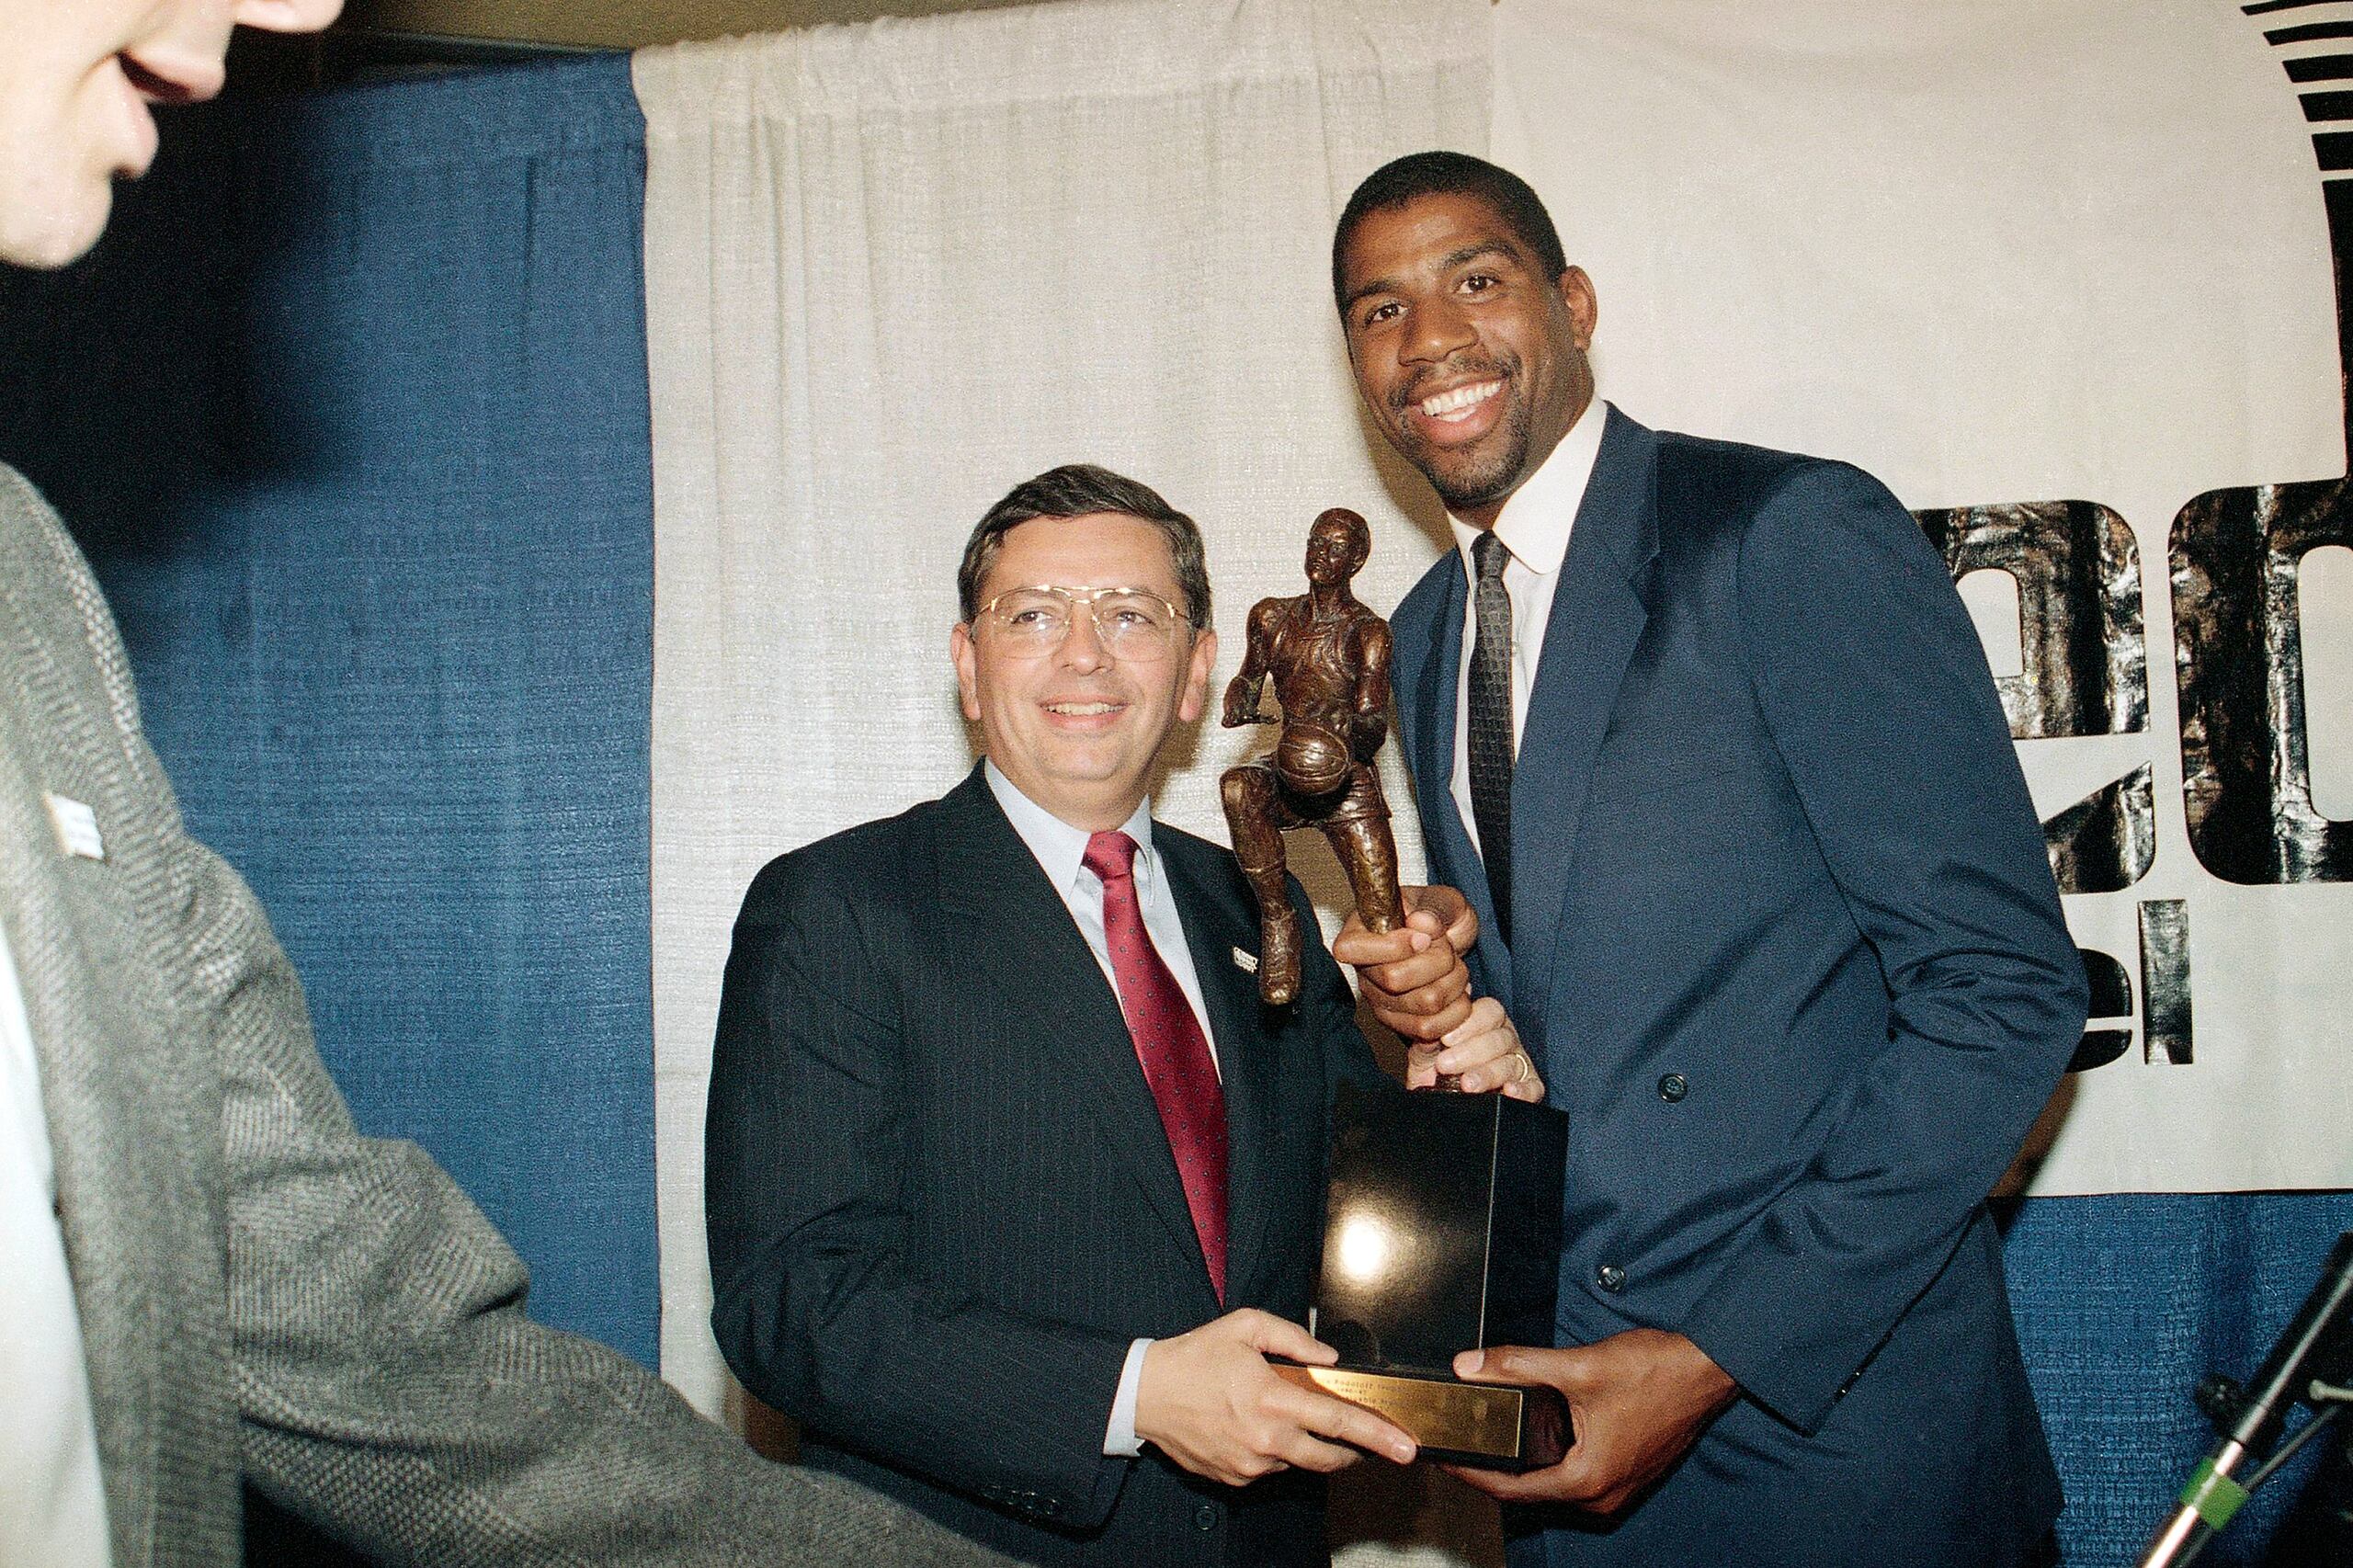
[0,464,1012,1568]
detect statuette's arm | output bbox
[1222,597,1283,728]
[1350,619,1392,761]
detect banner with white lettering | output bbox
[1495,0,2351,1191]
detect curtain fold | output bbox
[0,55,663,1372]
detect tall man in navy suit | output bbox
[1331,153,2088,1566]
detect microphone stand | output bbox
[2137,1233,2353,1568]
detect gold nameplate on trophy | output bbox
[1269,1362,1567,1470]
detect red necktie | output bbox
[1083,830,1229,1301]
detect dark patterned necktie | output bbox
[1083,830,1229,1301]
[1469,530,1515,946]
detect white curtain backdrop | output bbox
[1494,0,2350,1194]
[635,13,1488,1559]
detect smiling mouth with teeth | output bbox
[1416,380,1503,422]
[1046,701,1121,715]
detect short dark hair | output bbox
[958,463,1212,631]
[1331,151,1569,310]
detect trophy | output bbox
[1220,508,1571,1470]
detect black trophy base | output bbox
[1317,1084,1569,1369]
[1270,1360,1570,1471]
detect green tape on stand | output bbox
[2179,1459,2251,1530]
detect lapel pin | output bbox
[45,793,105,861]
[1233,947,1259,974]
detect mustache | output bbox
[1390,352,1517,415]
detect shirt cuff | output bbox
[1103,1337,1154,1457]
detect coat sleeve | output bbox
[1676,460,2086,1434]
[704,861,1135,1531]
[32,476,1017,1568]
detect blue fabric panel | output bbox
[2006,1193,2353,1563]
[0,56,659,1368]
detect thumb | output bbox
[1455,1343,1574,1391]
[1248,1313,1337,1365]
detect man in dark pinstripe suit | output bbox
[707,464,1543,1566]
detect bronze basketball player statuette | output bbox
[1220,507,1404,1007]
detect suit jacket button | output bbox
[1657,1073,1688,1102]
[1597,1263,1627,1292]
[1194,1502,1220,1531]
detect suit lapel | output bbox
[1508,409,1660,1049]
[931,771,1215,1300]
[1157,837,1279,1303]
[1395,556,1511,1008]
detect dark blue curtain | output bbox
[0,56,659,1371]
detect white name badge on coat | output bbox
[44,795,103,861]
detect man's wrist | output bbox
[1658,1329,1739,1410]
[1103,1337,1154,1457]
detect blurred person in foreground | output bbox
[0,3,1020,1562]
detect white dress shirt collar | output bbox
[1447,395,1609,577]
[1443,396,1610,859]
[983,760,1158,897]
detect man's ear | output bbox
[1556,265,1598,352]
[1176,628,1220,723]
[951,623,982,722]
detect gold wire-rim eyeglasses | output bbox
[970,584,1192,657]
